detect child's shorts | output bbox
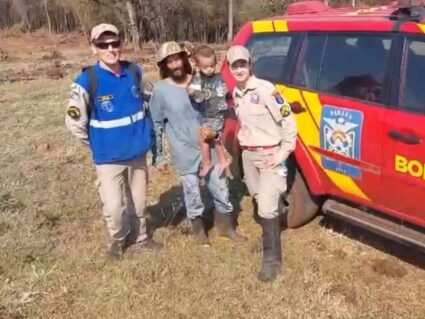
[202,116,224,132]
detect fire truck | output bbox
[222,0,425,250]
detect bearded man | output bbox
[150,41,246,246]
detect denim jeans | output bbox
[180,164,233,219]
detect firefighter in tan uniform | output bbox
[227,45,297,282]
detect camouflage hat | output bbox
[156,41,186,66]
[179,41,196,56]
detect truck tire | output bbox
[283,159,321,229]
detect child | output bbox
[187,45,230,177]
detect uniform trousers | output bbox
[242,146,286,219]
[95,156,148,243]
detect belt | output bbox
[241,144,278,151]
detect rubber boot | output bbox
[191,217,211,246]
[107,240,124,261]
[258,216,282,282]
[214,210,247,242]
[251,198,263,253]
[252,197,286,253]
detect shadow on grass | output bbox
[319,215,425,271]
[142,177,249,236]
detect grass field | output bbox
[1,31,425,319]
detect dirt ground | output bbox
[1,31,425,319]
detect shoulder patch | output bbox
[272,91,285,105]
[280,104,291,118]
[70,84,80,101]
[67,106,81,120]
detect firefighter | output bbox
[227,45,297,281]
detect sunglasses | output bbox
[94,40,121,50]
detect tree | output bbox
[228,0,233,43]
[0,0,389,44]
[42,0,52,36]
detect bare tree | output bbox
[42,0,52,35]
[126,0,140,52]
[0,0,385,43]
[12,0,30,32]
[228,0,233,43]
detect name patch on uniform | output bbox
[320,105,364,179]
[272,91,285,105]
[67,106,80,120]
[250,92,260,104]
[97,95,114,102]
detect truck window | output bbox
[318,34,392,104]
[293,34,326,90]
[246,33,297,83]
[400,38,425,114]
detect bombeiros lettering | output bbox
[395,154,425,179]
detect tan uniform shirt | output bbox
[233,76,297,160]
[66,82,91,145]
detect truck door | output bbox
[288,33,395,205]
[382,34,425,226]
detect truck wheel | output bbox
[282,160,321,229]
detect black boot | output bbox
[251,198,263,253]
[191,217,211,246]
[107,240,124,261]
[214,211,247,242]
[258,216,282,282]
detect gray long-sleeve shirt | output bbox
[150,79,218,175]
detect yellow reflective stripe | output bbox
[417,23,425,33]
[252,21,274,33]
[273,20,288,32]
[276,84,370,201]
[300,90,370,201]
[301,91,321,127]
[252,20,288,33]
[277,85,319,149]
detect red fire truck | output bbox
[222,0,425,250]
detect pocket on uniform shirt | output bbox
[248,105,268,116]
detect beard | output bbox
[169,66,187,82]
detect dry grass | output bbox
[1,32,425,319]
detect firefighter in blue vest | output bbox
[65,23,162,260]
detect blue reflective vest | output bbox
[74,62,153,164]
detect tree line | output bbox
[0,0,388,45]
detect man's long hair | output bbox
[159,52,193,79]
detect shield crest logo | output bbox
[320,105,364,179]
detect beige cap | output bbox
[226,45,250,65]
[156,41,186,66]
[90,23,119,42]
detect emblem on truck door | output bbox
[320,105,364,179]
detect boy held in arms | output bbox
[188,45,230,177]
